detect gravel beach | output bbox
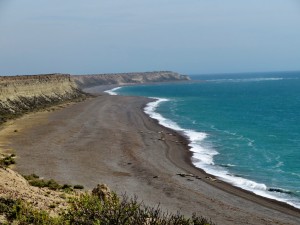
[1,90,299,225]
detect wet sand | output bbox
[1,91,300,224]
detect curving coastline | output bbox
[0,87,298,225]
[1,73,300,224]
[141,96,300,209]
[106,86,300,219]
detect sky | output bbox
[0,0,300,75]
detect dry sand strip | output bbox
[0,93,299,225]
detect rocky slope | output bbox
[72,71,190,88]
[0,74,85,123]
[0,167,69,215]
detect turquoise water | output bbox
[112,71,300,208]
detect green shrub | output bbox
[73,184,84,190]
[47,179,62,190]
[23,174,62,190]
[62,184,72,189]
[0,193,215,225]
[63,192,215,225]
[14,174,216,225]
[23,174,85,193]
[23,173,39,179]
[0,197,62,225]
[0,154,16,167]
[28,179,49,188]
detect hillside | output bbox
[0,74,85,123]
[0,71,189,124]
[72,71,190,88]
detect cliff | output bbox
[0,74,85,123]
[0,71,189,124]
[72,71,190,88]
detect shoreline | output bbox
[1,87,299,224]
[108,85,300,211]
[141,99,300,214]
[144,98,300,210]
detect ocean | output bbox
[108,71,300,209]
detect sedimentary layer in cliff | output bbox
[0,74,85,123]
[72,71,190,88]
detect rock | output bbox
[205,176,217,182]
[177,173,186,177]
[92,184,112,201]
[268,188,291,194]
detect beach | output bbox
[1,88,299,225]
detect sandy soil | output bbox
[0,91,299,225]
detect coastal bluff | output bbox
[0,74,84,123]
[0,71,189,123]
[72,71,190,88]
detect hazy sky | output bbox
[0,0,300,75]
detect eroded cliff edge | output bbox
[72,71,190,88]
[0,74,85,123]
[0,71,190,124]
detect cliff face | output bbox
[0,71,189,123]
[72,71,190,88]
[0,74,84,123]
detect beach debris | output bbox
[177,173,187,177]
[92,184,112,201]
[268,188,292,194]
[187,178,193,181]
[205,176,217,182]
[153,176,159,179]
[176,173,198,178]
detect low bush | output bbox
[13,175,215,224]
[0,197,61,225]
[63,192,215,225]
[23,173,39,180]
[0,192,215,225]
[23,174,81,191]
[0,154,16,167]
[73,184,84,190]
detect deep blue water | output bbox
[112,71,300,208]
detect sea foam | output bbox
[144,97,300,209]
[104,87,300,209]
[104,87,121,95]
[207,77,286,83]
